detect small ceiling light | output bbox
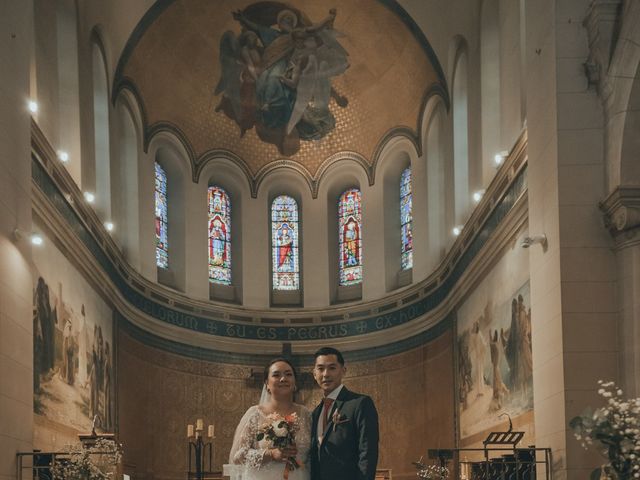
[84,192,95,203]
[494,150,508,167]
[473,190,485,203]
[31,234,44,246]
[452,226,462,237]
[57,150,69,162]
[27,100,38,113]
[104,221,114,232]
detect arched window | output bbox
[453,48,470,224]
[338,188,362,285]
[154,162,169,268]
[208,186,232,285]
[271,195,300,290]
[400,168,413,270]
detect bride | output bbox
[228,358,311,480]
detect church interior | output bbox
[2,0,640,479]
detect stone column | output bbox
[601,186,640,396]
[0,1,34,478]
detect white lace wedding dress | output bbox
[226,404,312,480]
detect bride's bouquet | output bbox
[257,412,301,474]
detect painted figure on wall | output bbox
[457,282,533,439]
[215,2,350,155]
[33,274,114,432]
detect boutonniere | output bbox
[331,409,349,431]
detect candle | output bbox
[208,424,214,438]
[196,418,203,430]
[187,424,194,438]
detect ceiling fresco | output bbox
[114,0,447,180]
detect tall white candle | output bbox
[187,424,194,438]
[208,424,214,438]
[196,418,203,430]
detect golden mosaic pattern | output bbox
[122,0,441,176]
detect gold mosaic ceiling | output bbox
[116,0,446,178]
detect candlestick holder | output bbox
[187,419,215,480]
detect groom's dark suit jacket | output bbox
[310,387,379,480]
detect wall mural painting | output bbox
[215,2,349,156]
[33,238,114,434]
[457,281,533,439]
[455,235,532,441]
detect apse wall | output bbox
[31,114,532,480]
[116,328,454,480]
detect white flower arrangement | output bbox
[51,438,122,480]
[570,380,640,479]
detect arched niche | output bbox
[198,157,252,304]
[450,36,470,226]
[91,30,112,221]
[257,168,313,307]
[376,137,419,292]
[147,132,191,293]
[319,161,369,304]
[113,95,142,269]
[424,101,449,274]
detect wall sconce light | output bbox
[57,150,69,162]
[452,226,462,237]
[473,190,485,203]
[521,234,547,251]
[104,221,114,232]
[27,100,38,114]
[13,229,44,246]
[84,192,95,203]
[494,151,508,167]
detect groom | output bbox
[310,347,379,480]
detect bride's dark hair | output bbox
[263,357,298,383]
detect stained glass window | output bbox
[271,195,299,290]
[208,186,232,285]
[154,162,169,269]
[400,167,413,270]
[338,188,362,285]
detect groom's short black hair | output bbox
[314,347,345,366]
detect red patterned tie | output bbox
[322,398,334,432]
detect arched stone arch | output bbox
[604,1,640,190]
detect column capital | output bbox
[600,186,640,247]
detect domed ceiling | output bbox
[114,0,447,182]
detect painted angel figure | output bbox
[215,4,349,154]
